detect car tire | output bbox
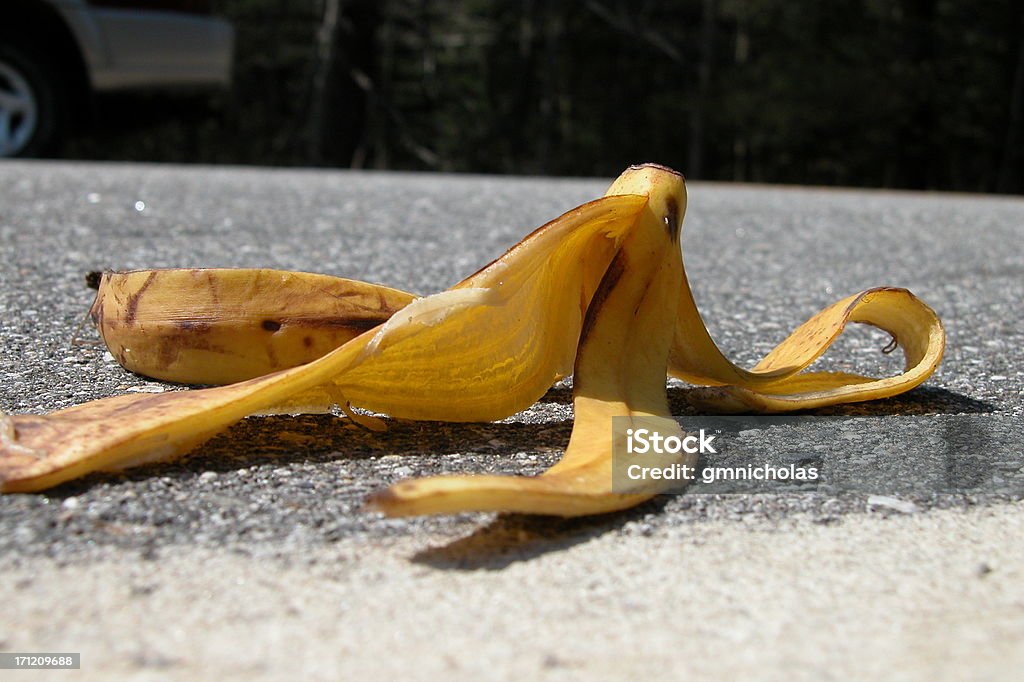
[0,42,66,158]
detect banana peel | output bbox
[366,167,690,515]
[0,164,945,518]
[90,268,417,385]
[0,187,647,494]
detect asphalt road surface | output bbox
[1,161,1022,680]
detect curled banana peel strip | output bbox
[0,164,945,518]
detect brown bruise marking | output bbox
[157,341,179,372]
[262,320,282,332]
[632,265,661,320]
[176,320,213,333]
[265,342,279,369]
[155,334,230,371]
[88,287,105,329]
[316,316,389,332]
[576,250,627,351]
[277,315,392,333]
[376,289,401,316]
[205,270,221,305]
[663,196,680,242]
[123,272,158,325]
[310,284,365,302]
[307,281,413,317]
[303,336,314,348]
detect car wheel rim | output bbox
[0,61,39,157]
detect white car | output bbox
[0,0,234,157]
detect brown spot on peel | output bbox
[124,272,157,325]
[663,195,680,242]
[576,250,626,349]
[176,320,212,333]
[305,316,389,333]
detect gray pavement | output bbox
[0,160,1022,680]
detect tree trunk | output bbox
[689,0,716,178]
[308,0,341,164]
[309,0,379,167]
[997,10,1024,193]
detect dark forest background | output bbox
[67,0,1024,193]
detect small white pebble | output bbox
[126,385,167,393]
[62,497,79,510]
[134,200,146,212]
[198,471,218,483]
[867,495,917,514]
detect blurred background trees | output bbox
[66,0,1024,193]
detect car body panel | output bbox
[44,0,234,91]
[89,9,232,90]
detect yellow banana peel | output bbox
[0,164,945,518]
[91,268,417,385]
